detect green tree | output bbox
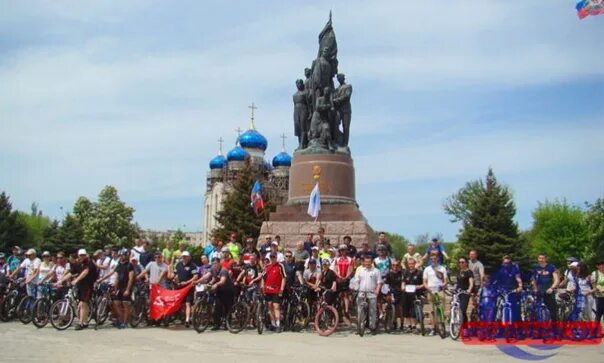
[444,180,483,223]
[528,200,589,268]
[0,192,27,252]
[57,214,85,253]
[385,232,409,259]
[453,169,526,273]
[79,186,138,250]
[585,198,604,264]
[171,229,186,245]
[211,165,274,242]
[15,210,52,250]
[40,220,61,253]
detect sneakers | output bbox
[184,321,191,328]
[210,326,220,331]
[429,330,436,336]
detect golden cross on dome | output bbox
[217,137,224,154]
[248,102,258,130]
[234,127,242,145]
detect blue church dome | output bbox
[226,146,249,161]
[209,154,227,169]
[239,129,268,151]
[272,151,292,167]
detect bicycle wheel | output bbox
[50,299,75,331]
[96,297,109,326]
[256,303,265,335]
[129,297,144,328]
[290,300,310,332]
[314,305,339,337]
[0,297,5,322]
[192,300,212,333]
[436,307,447,339]
[357,302,366,337]
[449,305,462,340]
[539,306,551,323]
[17,296,35,324]
[414,301,425,336]
[384,303,394,333]
[226,301,250,334]
[32,298,50,328]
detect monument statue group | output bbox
[262,12,374,248]
[293,13,352,154]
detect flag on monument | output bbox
[250,180,265,216]
[576,0,604,19]
[149,283,194,320]
[307,182,321,219]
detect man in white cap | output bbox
[11,248,41,298]
[265,241,284,263]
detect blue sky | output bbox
[1,1,603,242]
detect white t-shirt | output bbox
[20,258,41,279]
[145,261,169,284]
[131,245,145,263]
[108,258,119,286]
[97,256,111,279]
[38,261,54,282]
[265,252,285,263]
[53,264,69,281]
[423,264,448,292]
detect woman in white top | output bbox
[30,251,54,298]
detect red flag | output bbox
[149,283,194,320]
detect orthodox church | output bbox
[202,109,292,244]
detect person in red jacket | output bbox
[261,252,286,333]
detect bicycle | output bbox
[495,289,515,325]
[412,292,427,336]
[0,278,26,322]
[32,283,60,328]
[447,288,470,340]
[356,291,370,337]
[130,283,149,328]
[381,289,397,333]
[282,286,310,332]
[191,284,215,333]
[94,283,113,326]
[430,290,448,339]
[49,285,80,330]
[16,283,40,325]
[313,289,339,337]
[255,292,269,335]
[226,287,250,334]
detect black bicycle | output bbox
[32,283,60,328]
[191,284,215,333]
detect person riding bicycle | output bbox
[139,251,170,289]
[333,244,353,322]
[7,246,23,274]
[319,258,337,306]
[356,255,383,335]
[423,251,448,335]
[456,257,474,324]
[261,252,286,333]
[49,252,70,299]
[209,257,235,331]
[112,248,135,329]
[236,254,262,303]
[422,237,449,266]
[303,259,322,305]
[58,249,98,330]
[401,257,424,333]
[384,259,403,329]
[31,251,54,298]
[174,251,198,328]
[567,262,594,321]
[10,248,41,299]
[374,246,393,278]
[531,253,560,321]
[591,260,604,335]
[0,253,9,293]
[491,255,523,322]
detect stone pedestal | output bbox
[287,152,355,205]
[261,152,375,249]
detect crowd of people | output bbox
[1,228,603,337]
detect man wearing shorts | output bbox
[112,248,134,329]
[423,252,447,335]
[261,252,286,332]
[70,249,98,330]
[174,251,198,327]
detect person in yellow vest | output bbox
[225,232,242,262]
[172,240,187,267]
